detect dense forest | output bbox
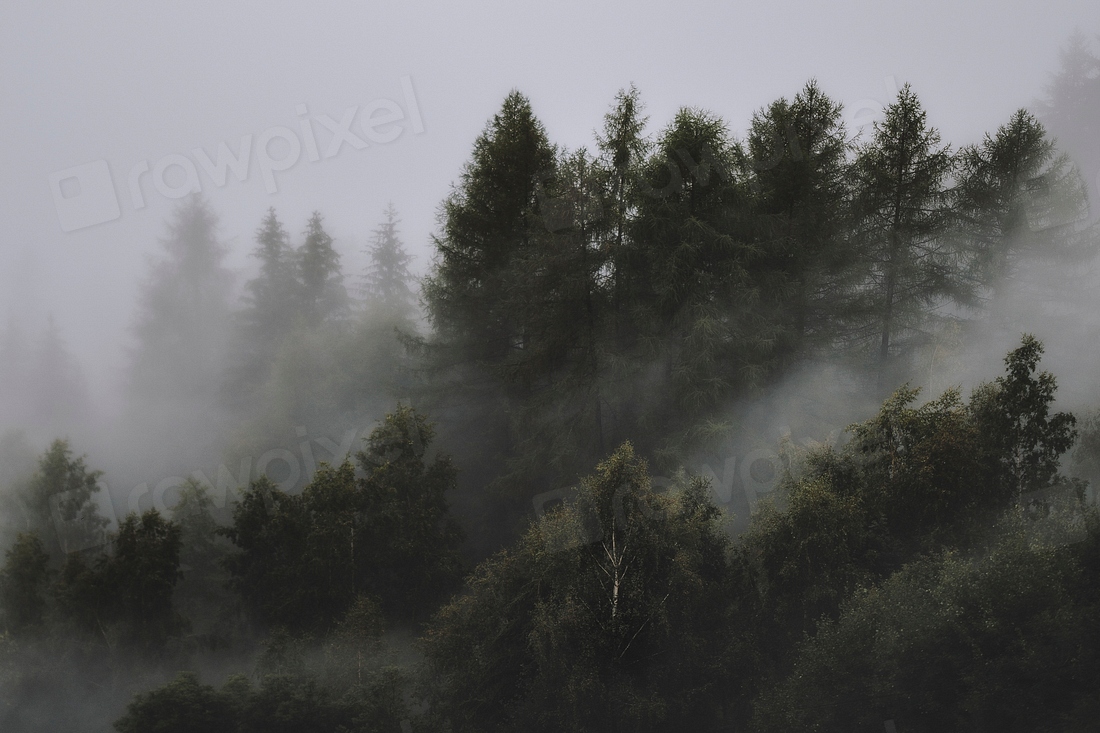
[3,34,1100,733]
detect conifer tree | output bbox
[629,107,763,451]
[29,316,90,438]
[955,108,1093,299]
[245,208,298,344]
[1038,32,1100,218]
[297,211,347,326]
[225,207,299,410]
[849,85,959,377]
[745,80,857,363]
[596,85,650,346]
[422,90,556,371]
[130,196,234,403]
[361,203,416,324]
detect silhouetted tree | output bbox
[848,85,962,380]
[297,211,347,326]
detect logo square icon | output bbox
[48,160,121,232]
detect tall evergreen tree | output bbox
[1037,32,1100,219]
[849,84,960,378]
[29,316,90,440]
[500,147,615,487]
[955,108,1093,299]
[596,85,650,347]
[419,91,558,524]
[297,211,347,327]
[361,203,416,324]
[225,207,299,412]
[130,196,234,404]
[745,80,857,364]
[629,107,763,455]
[246,208,298,346]
[422,90,557,372]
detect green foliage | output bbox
[728,336,1080,717]
[109,510,186,650]
[129,195,234,404]
[54,510,185,654]
[970,334,1077,495]
[223,405,463,630]
[0,533,51,634]
[361,203,417,324]
[955,109,1093,297]
[753,517,1100,733]
[423,90,556,369]
[849,84,960,371]
[357,404,464,617]
[115,666,409,733]
[228,207,300,406]
[744,79,858,363]
[14,439,107,556]
[422,443,736,733]
[114,671,234,733]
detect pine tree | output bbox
[629,107,763,453]
[225,208,299,411]
[297,211,347,326]
[419,91,557,515]
[246,208,298,345]
[1037,32,1100,219]
[955,108,1093,299]
[745,80,857,363]
[422,90,557,371]
[130,196,234,403]
[848,84,959,378]
[497,147,614,488]
[361,203,416,323]
[125,196,235,476]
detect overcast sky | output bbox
[2,0,1098,408]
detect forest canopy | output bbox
[2,36,1100,733]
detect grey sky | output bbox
[2,0,1098,408]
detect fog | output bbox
[3,2,1100,732]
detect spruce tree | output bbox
[361,203,416,324]
[225,207,299,411]
[1037,32,1100,219]
[129,196,233,404]
[297,211,347,326]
